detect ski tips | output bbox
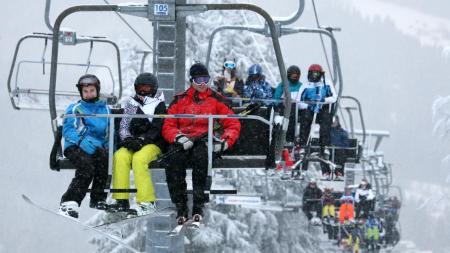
[22,194,32,203]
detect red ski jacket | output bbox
[162,86,241,147]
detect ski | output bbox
[95,207,171,228]
[167,219,193,236]
[21,194,143,253]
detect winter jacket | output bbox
[302,186,323,205]
[63,100,110,154]
[322,190,335,205]
[355,185,375,203]
[243,78,273,103]
[162,86,241,148]
[273,80,303,103]
[330,126,350,147]
[339,195,355,223]
[214,77,244,98]
[298,81,337,113]
[119,95,166,147]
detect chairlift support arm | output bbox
[49,3,290,163]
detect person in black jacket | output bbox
[302,178,323,221]
[110,73,166,216]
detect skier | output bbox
[321,187,336,221]
[58,74,110,218]
[365,212,382,251]
[355,179,375,219]
[109,73,166,215]
[297,64,337,178]
[339,187,355,224]
[243,63,273,104]
[213,59,244,102]
[162,62,241,225]
[273,65,303,142]
[302,178,323,224]
[329,116,350,180]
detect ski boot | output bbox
[89,200,108,210]
[137,202,157,216]
[58,201,79,219]
[176,203,189,225]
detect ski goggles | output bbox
[193,76,210,84]
[223,61,236,69]
[248,74,262,82]
[309,71,322,80]
[78,76,98,86]
[135,83,157,96]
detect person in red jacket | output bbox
[162,63,241,225]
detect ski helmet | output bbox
[307,64,324,82]
[76,74,100,101]
[189,62,210,81]
[248,64,262,76]
[287,65,301,83]
[134,72,158,97]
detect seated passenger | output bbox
[365,213,383,251]
[243,63,273,104]
[355,179,375,219]
[273,65,303,142]
[328,116,350,179]
[321,187,336,221]
[109,73,166,215]
[297,64,337,159]
[302,178,323,222]
[214,59,244,102]
[58,74,110,218]
[339,187,355,224]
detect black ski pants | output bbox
[302,200,322,220]
[61,146,108,206]
[298,109,332,147]
[165,142,210,215]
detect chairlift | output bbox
[7,31,123,111]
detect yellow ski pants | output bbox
[322,204,336,218]
[112,144,161,202]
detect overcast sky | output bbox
[1,0,450,252]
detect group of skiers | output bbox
[58,59,345,226]
[301,177,398,251]
[58,63,240,226]
[214,59,350,180]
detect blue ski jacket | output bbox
[63,100,110,154]
[298,81,337,113]
[243,78,273,104]
[273,80,303,104]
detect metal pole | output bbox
[202,3,290,162]
[341,96,366,147]
[49,5,119,127]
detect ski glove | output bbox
[79,138,98,155]
[213,138,228,153]
[123,137,144,152]
[175,134,194,150]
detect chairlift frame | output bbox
[48,3,292,166]
[7,33,123,110]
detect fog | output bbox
[1,0,450,252]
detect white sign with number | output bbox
[154,4,169,16]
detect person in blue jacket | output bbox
[243,63,273,104]
[58,74,111,218]
[273,65,302,142]
[298,64,337,158]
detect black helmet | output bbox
[134,72,158,97]
[287,65,301,83]
[189,63,209,81]
[76,74,100,102]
